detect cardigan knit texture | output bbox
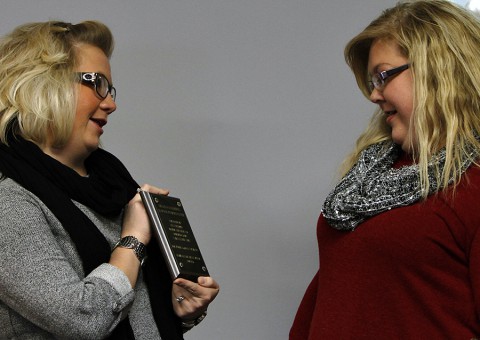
[0,177,162,339]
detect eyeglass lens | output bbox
[96,74,116,100]
[368,64,409,93]
[79,72,116,101]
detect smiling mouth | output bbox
[90,118,106,127]
[384,110,397,116]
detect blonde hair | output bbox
[0,20,114,147]
[343,0,480,196]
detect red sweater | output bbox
[290,163,480,339]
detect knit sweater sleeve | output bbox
[0,178,134,339]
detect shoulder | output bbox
[435,165,480,233]
[0,176,37,204]
[449,164,480,207]
[0,176,57,229]
[0,176,45,207]
[0,175,24,191]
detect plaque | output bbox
[139,190,210,281]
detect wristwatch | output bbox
[113,236,147,266]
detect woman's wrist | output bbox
[181,311,207,333]
[113,235,148,266]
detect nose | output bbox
[100,94,117,114]
[369,87,384,104]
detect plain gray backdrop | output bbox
[0,1,397,339]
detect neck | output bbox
[38,143,89,176]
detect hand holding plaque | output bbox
[138,189,210,281]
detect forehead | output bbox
[74,44,112,79]
[367,39,407,73]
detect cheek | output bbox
[73,102,96,129]
[398,79,414,117]
[399,93,414,122]
[74,105,89,125]
[76,98,98,119]
[386,85,414,120]
[76,86,100,115]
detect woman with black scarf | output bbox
[0,20,219,339]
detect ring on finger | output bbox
[176,295,185,303]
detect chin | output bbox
[391,133,408,150]
[85,143,100,155]
[394,138,414,154]
[400,144,412,153]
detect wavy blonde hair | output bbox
[0,20,113,147]
[342,0,480,197]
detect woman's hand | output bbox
[172,276,220,320]
[121,184,169,245]
[111,184,168,287]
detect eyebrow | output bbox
[369,63,393,75]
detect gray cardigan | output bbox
[0,177,162,339]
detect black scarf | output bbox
[0,133,183,339]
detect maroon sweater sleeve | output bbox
[469,228,480,319]
[290,270,319,339]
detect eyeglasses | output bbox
[368,63,409,93]
[76,72,116,101]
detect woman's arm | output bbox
[109,184,168,287]
[0,183,131,338]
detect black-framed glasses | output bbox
[76,72,116,101]
[368,63,409,93]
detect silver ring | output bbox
[176,295,185,303]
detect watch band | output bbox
[182,311,207,333]
[113,235,147,266]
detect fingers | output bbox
[197,276,219,289]
[172,276,220,319]
[139,183,169,196]
[122,184,168,245]
[174,277,219,297]
[172,284,201,318]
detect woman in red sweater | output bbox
[291,1,480,338]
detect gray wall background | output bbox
[1,1,396,339]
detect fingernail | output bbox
[198,277,206,285]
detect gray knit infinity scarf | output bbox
[322,141,477,231]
